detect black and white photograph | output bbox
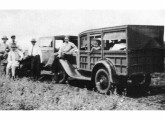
[0,1,165,117]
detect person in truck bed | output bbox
[90,39,101,54]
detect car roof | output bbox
[79,25,164,35]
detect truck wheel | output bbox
[141,74,151,92]
[95,69,112,94]
[53,65,68,84]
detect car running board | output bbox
[59,59,91,81]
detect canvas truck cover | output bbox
[127,25,164,50]
[127,25,164,75]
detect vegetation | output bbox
[0,68,165,110]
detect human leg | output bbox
[35,55,41,78]
[11,61,19,79]
[6,62,12,78]
[30,56,35,78]
[51,56,60,81]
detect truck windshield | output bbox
[39,37,53,47]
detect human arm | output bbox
[64,42,78,55]
[38,46,43,63]
[7,52,12,63]
[18,50,24,60]
[90,46,101,54]
[0,43,5,54]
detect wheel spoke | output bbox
[95,69,112,94]
[98,73,108,89]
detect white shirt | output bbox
[58,41,78,54]
[8,41,22,51]
[7,49,23,63]
[0,42,9,52]
[28,44,43,62]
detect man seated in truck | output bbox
[58,36,78,58]
[51,36,78,80]
[45,36,78,68]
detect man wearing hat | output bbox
[9,35,22,51]
[58,36,78,58]
[28,38,42,79]
[0,36,10,65]
[45,36,77,68]
[6,44,23,80]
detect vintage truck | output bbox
[52,25,164,94]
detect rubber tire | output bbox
[127,74,151,96]
[141,74,151,92]
[54,65,68,84]
[95,69,112,94]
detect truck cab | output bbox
[38,35,78,65]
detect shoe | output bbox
[12,76,15,80]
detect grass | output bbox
[0,69,165,110]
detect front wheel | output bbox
[52,65,68,84]
[95,69,112,94]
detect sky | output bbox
[0,10,165,48]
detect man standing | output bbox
[6,44,23,80]
[9,35,21,51]
[0,36,9,64]
[28,38,42,79]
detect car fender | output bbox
[92,59,117,83]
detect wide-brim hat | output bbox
[31,38,37,43]
[2,36,8,40]
[11,44,17,48]
[11,35,16,39]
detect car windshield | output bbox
[39,37,53,47]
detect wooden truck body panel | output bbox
[78,25,164,77]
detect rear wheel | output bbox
[127,74,151,95]
[95,69,112,94]
[141,74,151,92]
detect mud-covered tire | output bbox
[126,74,151,95]
[53,65,68,84]
[141,74,151,92]
[95,69,112,94]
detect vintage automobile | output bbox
[53,25,164,94]
[38,35,78,68]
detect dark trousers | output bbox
[31,55,41,78]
